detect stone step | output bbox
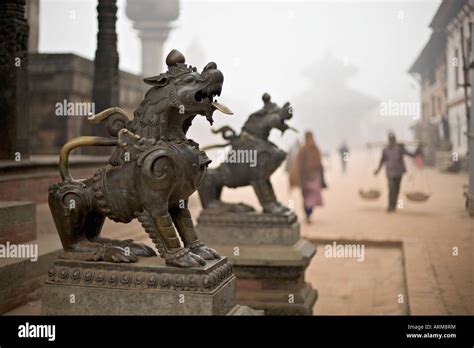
[0,233,62,314]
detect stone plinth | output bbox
[42,256,261,315]
[196,211,317,315]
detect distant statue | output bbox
[198,93,296,214]
[48,49,233,268]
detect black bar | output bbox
[0,315,472,346]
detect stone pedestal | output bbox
[42,256,261,315]
[196,211,317,315]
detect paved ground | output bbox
[5,151,473,315]
[307,243,408,315]
[217,151,473,315]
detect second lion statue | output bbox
[198,93,296,214]
[48,49,233,268]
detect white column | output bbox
[126,0,179,77]
[136,23,172,77]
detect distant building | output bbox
[25,0,180,155]
[409,0,472,170]
[29,53,145,154]
[441,0,472,159]
[409,31,448,166]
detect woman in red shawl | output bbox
[291,131,324,223]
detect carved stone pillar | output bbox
[83,0,119,154]
[0,0,30,160]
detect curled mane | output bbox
[127,86,172,139]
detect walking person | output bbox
[286,140,300,190]
[293,131,324,223]
[338,141,350,173]
[374,132,421,212]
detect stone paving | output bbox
[216,151,472,315]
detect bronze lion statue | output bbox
[48,49,232,268]
[198,93,296,214]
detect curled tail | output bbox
[59,136,117,182]
[211,126,237,140]
[87,107,131,136]
[200,126,237,151]
[60,107,131,182]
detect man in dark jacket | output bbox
[374,132,421,212]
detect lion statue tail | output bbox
[211,126,237,140]
[59,107,131,182]
[199,126,238,151]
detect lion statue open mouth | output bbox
[48,49,233,268]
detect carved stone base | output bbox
[41,257,261,315]
[196,211,318,315]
